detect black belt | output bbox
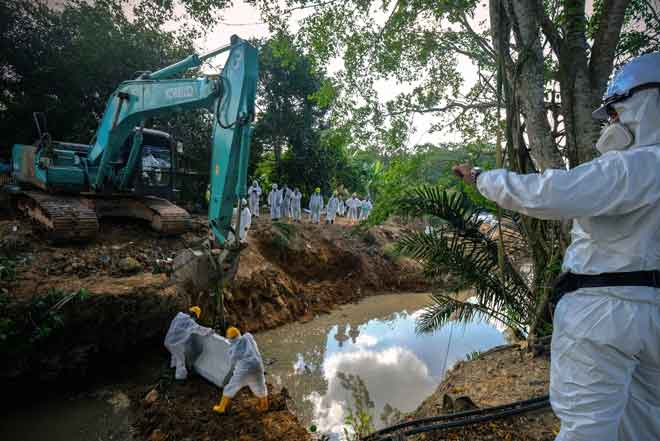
[553,270,660,296]
[552,270,660,309]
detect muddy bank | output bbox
[0,216,427,407]
[411,344,559,440]
[132,378,310,441]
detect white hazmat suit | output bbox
[309,192,324,224]
[283,186,293,218]
[223,333,267,399]
[360,199,373,220]
[291,190,302,221]
[337,198,345,216]
[268,185,282,220]
[326,195,339,224]
[346,196,360,222]
[248,182,261,217]
[164,312,213,380]
[476,87,660,441]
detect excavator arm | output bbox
[86,35,257,244]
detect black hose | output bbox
[364,395,550,441]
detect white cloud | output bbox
[308,346,436,435]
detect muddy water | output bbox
[254,292,506,438]
[0,389,132,441]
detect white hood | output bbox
[613,88,660,149]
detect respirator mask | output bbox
[595,87,660,154]
[595,115,634,154]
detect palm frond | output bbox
[416,293,527,335]
[396,186,534,334]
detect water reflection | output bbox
[255,293,506,438]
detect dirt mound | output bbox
[224,218,426,332]
[132,378,310,441]
[411,344,559,440]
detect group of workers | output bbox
[247,181,373,224]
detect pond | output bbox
[254,292,506,438]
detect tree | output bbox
[251,33,363,198]
[258,0,660,336]
[0,0,226,150]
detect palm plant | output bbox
[395,186,533,336]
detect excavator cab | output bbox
[128,129,178,202]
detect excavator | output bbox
[5,35,258,247]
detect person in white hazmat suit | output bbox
[360,198,373,220]
[238,199,251,243]
[227,200,252,244]
[248,180,261,217]
[309,187,324,224]
[164,306,212,380]
[283,185,293,219]
[326,192,340,224]
[291,188,302,222]
[213,326,268,414]
[337,196,345,217]
[453,53,660,441]
[268,184,281,220]
[346,194,360,223]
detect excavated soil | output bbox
[132,378,310,441]
[411,344,559,440]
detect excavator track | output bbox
[17,191,99,241]
[138,196,192,235]
[92,195,192,236]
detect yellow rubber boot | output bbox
[256,396,269,412]
[213,396,231,414]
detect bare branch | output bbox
[384,100,500,117]
[457,12,496,59]
[281,0,343,13]
[541,13,562,56]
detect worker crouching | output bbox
[213,326,268,414]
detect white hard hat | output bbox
[593,52,660,120]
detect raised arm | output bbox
[476,151,660,219]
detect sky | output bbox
[191,0,487,146]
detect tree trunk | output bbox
[490,0,631,339]
[504,0,564,171]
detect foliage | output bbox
[466,350,482,361]
[270,221,296,259]
[0,0,213,150]
[338,372,376,441]
[366,142,496,226]
[0,288,90,354]
[395,187,531,335]
[0,257,17,282]
[250,33,365,201]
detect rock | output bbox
[144,388,159,405]
[118,257,142,274]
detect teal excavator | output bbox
[6,35,258,247]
